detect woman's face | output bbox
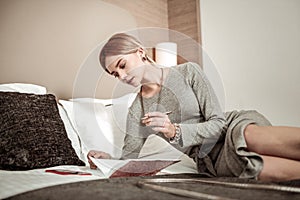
[105,51,146,87]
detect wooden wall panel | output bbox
[168,0,201,42]
[102,0,168,28]
[102,0,202,65]
[168,0,202,65]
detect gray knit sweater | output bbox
[121,62,227,159]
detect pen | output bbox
[165,111,172,115]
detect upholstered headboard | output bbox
[0,0,137,99]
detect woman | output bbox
[88,33,300,182]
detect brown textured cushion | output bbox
[0,92,84,170]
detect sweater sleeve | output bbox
[179,62,227,148]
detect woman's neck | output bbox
[140,67,167,98]
[141,83,161,98]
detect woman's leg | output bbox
[258,155,300,181]
[244,124,300,160]
[244,124,300,181]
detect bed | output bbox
[1,1,299,199]
[0,83,198,199]
[1,83,300,200]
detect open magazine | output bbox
[89,134,198,178]
[90,158,180,178]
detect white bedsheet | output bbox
[0,135,197,199]
[0,166,103,199]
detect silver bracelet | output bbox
[169,123,181,144]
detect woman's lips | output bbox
[126,77,134,85]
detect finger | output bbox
[88,157,94,164]
[142,117,164,127]
[141,115,163,121]
[145,114,169,123]
[141,116,148,120]
[141,117,151,124]
[142,116,158,125]
[149,120,165,127]
[145,111,166,118]
[94,152,108,159]
[88,159,97,169]
[145,116,171,127]
[87,151,95,159]
[90,164,97,169]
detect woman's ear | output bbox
[137,48,146,59]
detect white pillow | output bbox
[0,83,47,94]
[68,93,137,161]
[57,103,86,163]
[59,100,109,164]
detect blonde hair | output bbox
[99,33,154,72]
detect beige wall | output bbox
[200,0,300,126]
[0,0,137,99]
[0,0,202,100]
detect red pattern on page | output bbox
[45,169,92,176]
[110,160,179,178]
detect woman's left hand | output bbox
[141,111,176,139]
[87,150,112,169]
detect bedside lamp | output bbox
[155,42,177,67]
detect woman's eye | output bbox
[120,63,125,69]
[113,72,119,78]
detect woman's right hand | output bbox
[87,150,112,169]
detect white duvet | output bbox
[0,166,102,199]
[0,84,197,199]
[0,135,197,199]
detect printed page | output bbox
[138,134,185,159]
[90,157,179,178]
[89,158,129,178]
[138,134,198,174]
[90,134,197,178]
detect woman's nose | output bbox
[118,71,127,80]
